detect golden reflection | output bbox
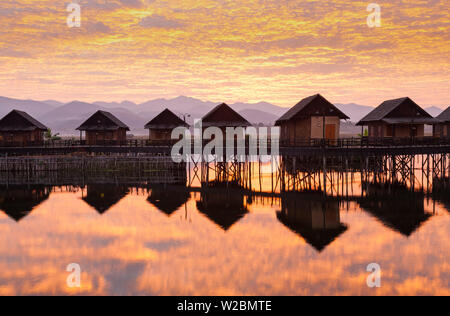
[0,184,448,295]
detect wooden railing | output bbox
[278,137,450,148]
[1,136,450,149]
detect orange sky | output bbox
[0,0,449,107]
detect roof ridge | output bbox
[0,109,48,130]
[202,103,251,126]
[76,110,130,131]
[275,94,349,124]
[145,108,189,129]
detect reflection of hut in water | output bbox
[276,193,347,252]
[147,186,191,216]
[0,185,51,221]
[358,183,431,236]
[196,185,249,231]
[82,184,129,214]
[432,178,450,212]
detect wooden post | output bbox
[323,155,327,196]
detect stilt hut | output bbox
[275,94,349,146]
[276,193,347,252]
[0,110,48,147]
[145,109,189,143]
[76,110,130,146]
[202,103,251,135]
[357,97,436,139]
[433,107,450,138]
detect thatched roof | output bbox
[77,110,130,131]
[275,94,349,125]
[357,97,436,126]
[202,103,251,128]
[145,109,189,130]
[437,106,450,123]
[0,109,48,132]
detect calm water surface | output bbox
[0,170,449,295]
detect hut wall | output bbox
[368,123,425,138]
[368,123,386,138]
[394,124,424,138]
[149,129,172,141]
[433,124,450,137]
[86,129,127,145]
[310,116,340,139]
[280,116,341,145]
[279,118,310,145]
[0,130,44,146]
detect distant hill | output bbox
[239,109,279,125]
[93,100,139,112]
[335,103,374,123]
[42,100,64,107]
[425,106,445,117]
[39,101,147,135]
[0,96,55,118]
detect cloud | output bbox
[85,21,112,34]
[0,0,448,107]
[138,15,184,29]
[0,48,31,58]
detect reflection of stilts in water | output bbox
[431,176,450,212]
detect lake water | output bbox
[0,164,449,295]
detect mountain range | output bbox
[0,96,446,135]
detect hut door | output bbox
[325,124,336,140]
